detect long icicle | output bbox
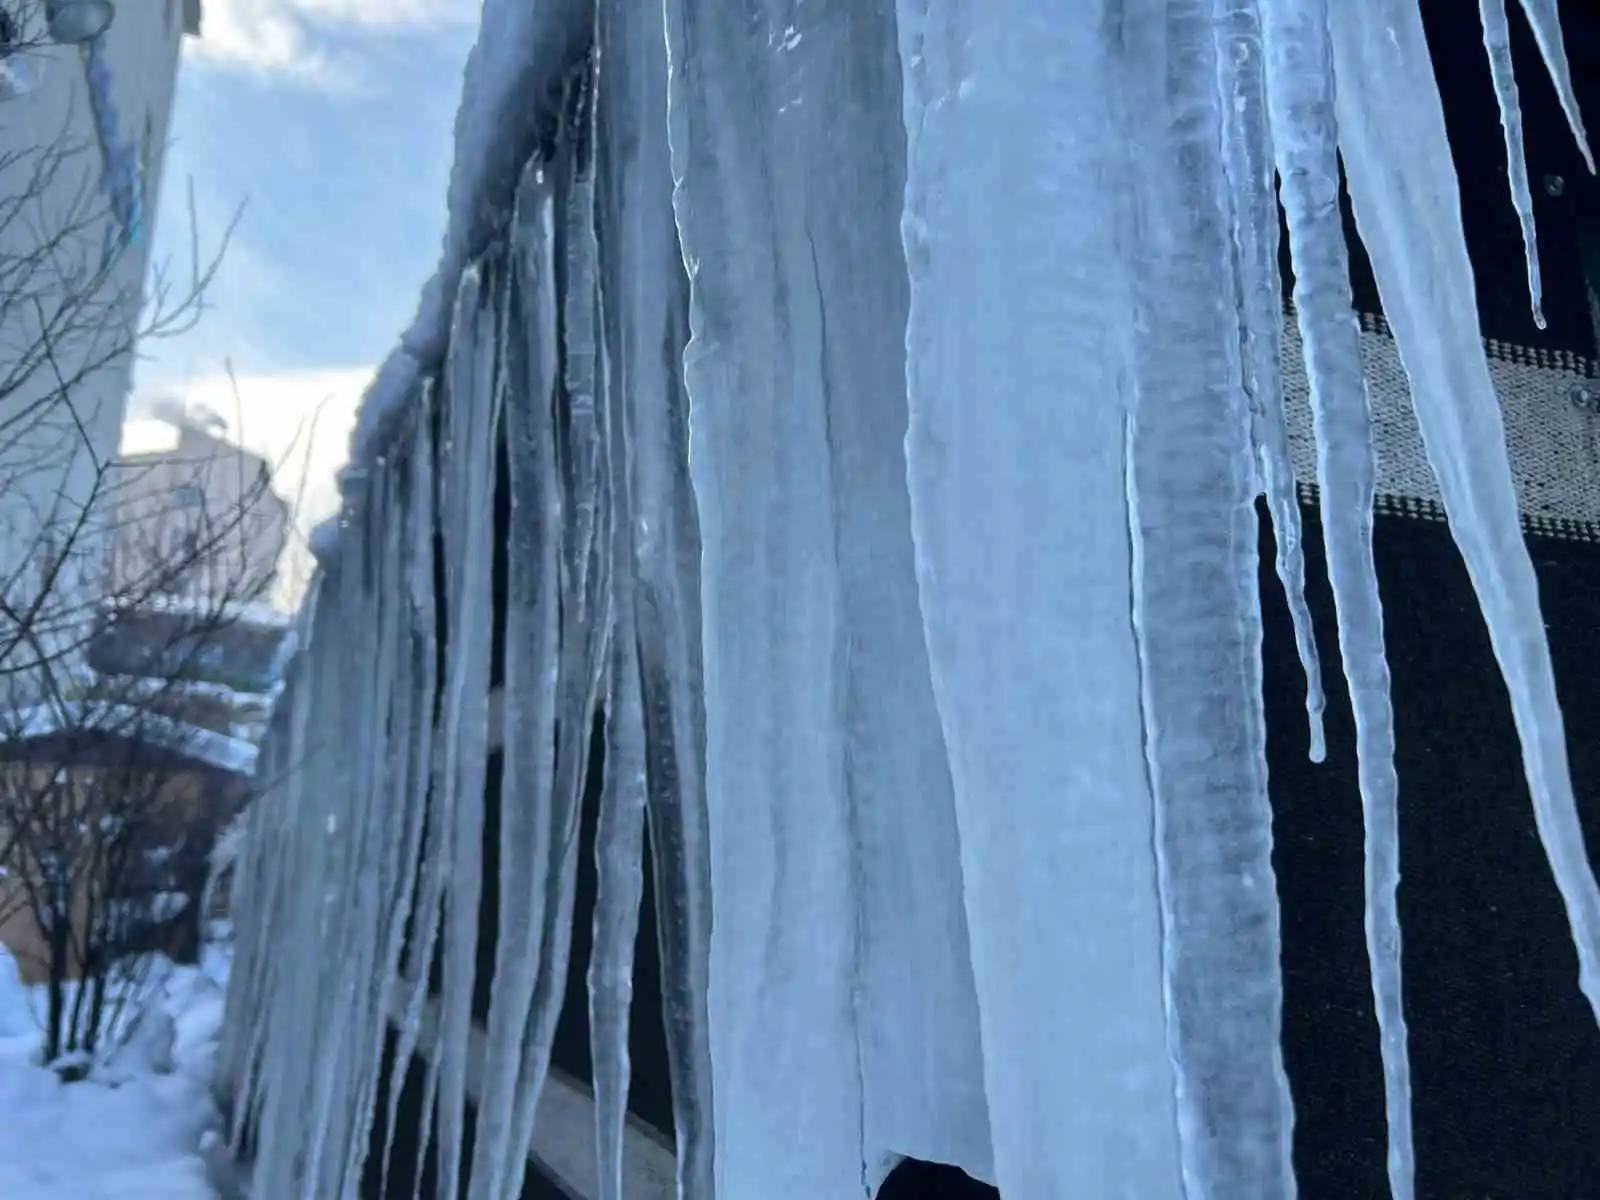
[467,159,563,1200]
[1261,1,1413,1195]
[1329,0,1600,1029]
[1216,0,1328,763]
[307,470,399,1199]
[501,60,618,1198]
[588,584,647,1200]
[588,30,650,1186]
[340,451,432,1198]
[1512,0,1595,172]
[602,0,718,1184]
[1119,0,1298,1192]
[380,385,446,1200]
[894,0,1184,1192]
[431,261,501,1200]
[1479,0,1547,328]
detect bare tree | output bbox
[0,455,288,1071]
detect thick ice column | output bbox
[895,3,1183,1196]
[663,1,869,1194]
[1328,0,1600,1022]
[715,0,992,1183]
[1262,2,1414,1194]
[593,1,715,1191]
[1120,0,1299,1194]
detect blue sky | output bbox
[127,0,481,598]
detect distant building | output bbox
[107,421,292,605]
[87,594,296,741]
[0,2,202,673]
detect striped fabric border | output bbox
[1281,308,1600,543]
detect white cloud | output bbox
[129,366,374,607]
[186,0,479,80]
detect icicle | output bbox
[597,0,718,1186]
[588,607,647,1200]
[303,475,397,1199]
[564,58,605,630]
[1261,2,1413,1194]
[663,1,873,1193]
[1118,0,1298,1194]
[501,62,617,1198]
[1328,0,1600,1029]
[467,160,563,1200]
[1216,0,1328,763]
[252,577,351,1199]
[1480,0,1547,329]
[781,1,996,1181]
[428,260,502,1200]
[1512,0,1595,173]
[894,3,1182,1195]
[587,42,650,1191]
[339,456,431,1199]
[216,610,315,1144]
[379,387,445,1200]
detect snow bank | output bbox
[0,955,227,1200]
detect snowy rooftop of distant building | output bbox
[104,593,296,632]
[1,702,259,777]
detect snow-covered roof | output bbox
[330,0,593,549]
[95,674,279,712]
[105,593,295,632]
[1,702,259,777]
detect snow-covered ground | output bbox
[0,948,230,1199]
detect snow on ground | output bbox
[0,949,230,1199]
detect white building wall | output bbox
[0,1,193,680]
[109,423,291,603]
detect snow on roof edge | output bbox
[2,703,259,777]
[107,593,295,630]
[337,0,595,528]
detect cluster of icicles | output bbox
[216,0,1598,1198]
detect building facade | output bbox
[0,1,200,676]
[107,420,291,605]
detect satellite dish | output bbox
[46,0,115,45]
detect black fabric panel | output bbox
[1264,500,1600,1198]
[473,749,506,1023]
[881,1160,998,1199]
[874,502,1600,1199]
